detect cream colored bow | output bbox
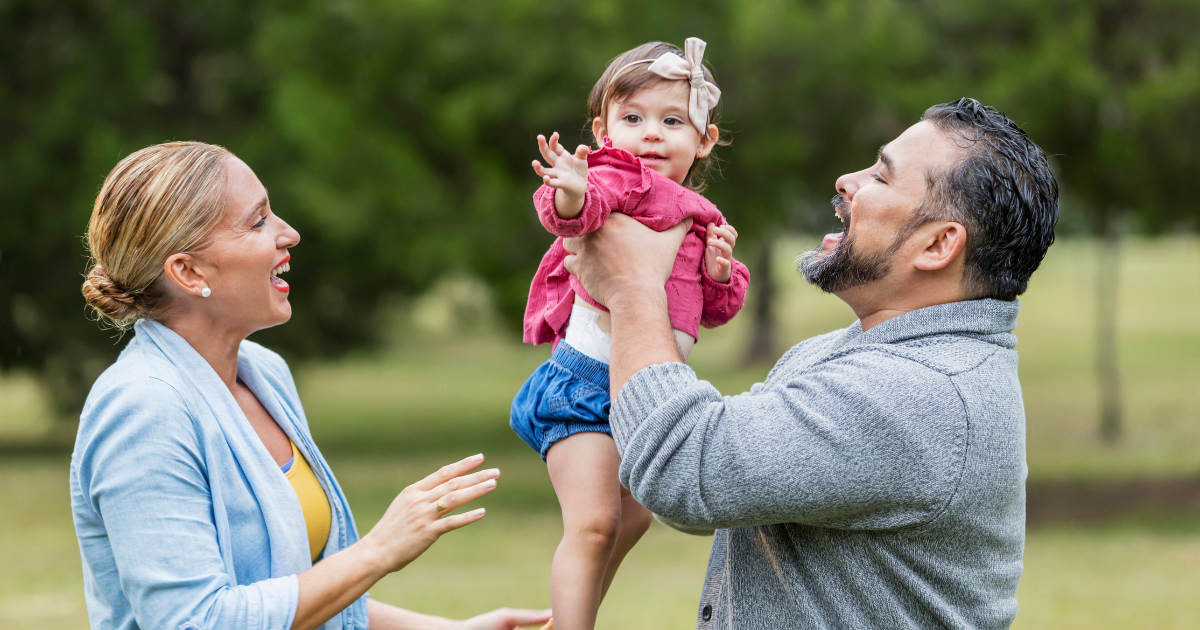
[648,37,721,136]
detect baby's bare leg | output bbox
[546,433,624,630]
[600,486,652,599]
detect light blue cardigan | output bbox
[70,319,368,630]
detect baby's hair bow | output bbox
[648,37,721,136]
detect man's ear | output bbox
[591,117,606,146]
[162,253,210,297]
[913,221,967,272]
[697,124,719,158]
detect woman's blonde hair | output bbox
[81,141,233,327]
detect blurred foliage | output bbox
[1,0,1198,416]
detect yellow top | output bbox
[283,441,331,562]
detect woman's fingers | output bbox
[502,608,555,629]
[460,608,555,630]
[429,468,500,499]
[436,507,487,533]
[435,477,499,515]
[413,454,485,492]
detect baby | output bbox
[510,38,749,630]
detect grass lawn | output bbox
[2,455,1198,629]
[2,235,1199,627]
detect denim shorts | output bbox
[510,342,611,460]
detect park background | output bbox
[1,0,1198,627]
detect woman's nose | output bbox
[277,219,300,248]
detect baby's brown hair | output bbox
[586,41,725,191]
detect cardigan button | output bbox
[701,604,712,621]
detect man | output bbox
[562,98,1058,629]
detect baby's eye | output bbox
[623,114,642,124]
[664,117,683,126]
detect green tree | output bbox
[3,0,1197,437]
[962,0,1200,441]
[1,0,267,415]
[716,0,1199,433]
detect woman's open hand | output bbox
[360,454,499,574]
[456,608,554,630]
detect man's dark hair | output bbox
[916,98,1059,301]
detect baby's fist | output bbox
[704,222,739,284]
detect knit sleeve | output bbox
[609,357,968,531]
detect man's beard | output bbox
[797,195,896,293]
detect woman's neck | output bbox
[159,313,248,388]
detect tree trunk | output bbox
[1096,215,1122,443]
[746,241,777,364]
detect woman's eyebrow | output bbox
[242,197,268,222]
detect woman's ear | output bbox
[697,124,720,158]
[591,117,606,146]
[162,253,210,297]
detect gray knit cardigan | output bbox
[611,299,1026,629]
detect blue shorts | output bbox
[510,342,611,460]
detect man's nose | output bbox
[835,168,868,200]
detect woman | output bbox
[71,141,552,630]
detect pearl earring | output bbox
[201,287,212,298]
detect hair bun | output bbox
[81,264,141,323]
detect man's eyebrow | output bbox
[877,145,895,174]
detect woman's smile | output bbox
[270,254,291,293]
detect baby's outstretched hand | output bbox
[704,222,739,284]
[532,132,589,206]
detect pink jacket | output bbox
[523,140,749,346]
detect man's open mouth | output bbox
[824,195,850,247]
[822,232,845,247]
[832,194,851,228]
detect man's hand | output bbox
[563,214,693,396]
[562,213,692,308]
[531,132,589,219]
